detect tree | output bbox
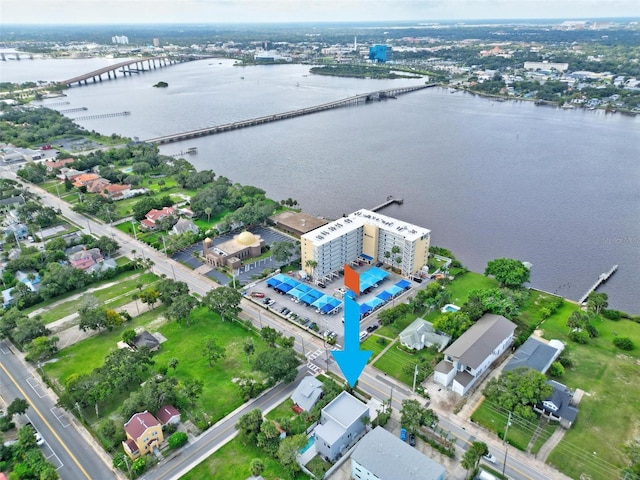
[400,399,438,433]
[271,241,294,264]
[305,259,317,280]
[483,367,553,421]
[156,279,189,306]
[257,419,281,455]
[201,337,226,367]
[236,408,263,445]
[204,206,212,222]
[277,434,307,475]
[249,458,265,477]
[168,357,179,371]
[462,441,489,478]
[485,258,530,288]
[203,286,242,322]
[7,397,29,418]
[260,326,281,347]
[166,294,199,325]
[253,348,301,385]
[177,378,204,408]
[122,329,136,345]
[548,361,565,377]
[243,338,255,364]
[587,292,608,314]
[25,335,58,363]
[168,431,188,449]
[391,245,401,271]
[78,305,108,332]
[139,288,160,308]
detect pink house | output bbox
[68,248,104,270]
[141,206,175,230]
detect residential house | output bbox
[44,158,74,172]
[156,405,181,426]
[56,168,85,181]
[68,247,104,271]
[86,258,117,275]
[291,375,323,412]
[503,337,564,374]
[434,314,516,396]
[85,178,111,194]
[101,183,132,200]
[351,426,446,480]
[132,331,160,352]
[15,270,41,291]
[534,380,580,428]
[2,288,15,308]
[72,173,101,188]
[122,411,164,459]
[140,206,175,230]
[170,218,199,236]
[5,223,29,240]
[314,391,368,462]
[399,318,450,352]
[177,206,195,218]
[0,196,25,214]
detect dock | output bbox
[578,265,618,304]
[371,195,404,212]
[73,111,131,121]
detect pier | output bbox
[146,84,435,145]
[74,111,131,121]
[578,265,618,304]
[42,101,70,107]
[371,195,404,212]
[59,107,88,113]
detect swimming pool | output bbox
[299,435,315,454]
[441,304,460,313]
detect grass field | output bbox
[373,339,438,386]
[181,435,309,480]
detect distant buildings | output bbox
[112,35,129,45]
[369,45,392,63]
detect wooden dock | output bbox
[371,195,404,212]
[578,265,618,304]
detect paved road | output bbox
[0,340,117,480]
[1,167,567,480]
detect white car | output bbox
[359,331,368,342]
[482,452,497,464]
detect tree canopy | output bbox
[484,258,530,288]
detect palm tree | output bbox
[204,207,212,222]
[391,245,401,272]
[305,259,317,280]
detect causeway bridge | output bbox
[59,56,187,87]
[146,83,435,145]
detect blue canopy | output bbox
[388,285,403,296]
[396,279,411,289]
[266,277,282,287]
[289,288,307,300]
[296,284,312,293]
[283,277,300,288]
[360,253,373,261]
[359,304,373,314]
[276,283,294,293]
[368,297,385,309]
[376,291,392,301]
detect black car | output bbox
[409,433,416,447]
[375,262,383,267]
[263,297,271,305]
[366,324,379,333]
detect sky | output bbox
[2,0,640,25]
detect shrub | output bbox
[602,309,621,320]
[168,431,188,449]
[568,329,589,344]
[613,337,634,351]
[548,361,565,377]
[163,422,178,435]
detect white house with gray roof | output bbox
[291,375,323,412]
[399,318,450,351]
[351,426,446,480]
[314,391,368,462]
[434,314,516,396]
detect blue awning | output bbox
[376,291,392,301]
[276,283,294,293]
[368,297,385,309]
[360,253,373,261]
[266,277,282,287]
[396,279,411,289]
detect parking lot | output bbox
[171,225,299,286]
[244,263,419,345]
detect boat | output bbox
[186,147,198,154]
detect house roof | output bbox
[123,438,139,453]
[72,173,100,186]
[443,314,516,369]
[0,196,25,207]
[156,405,180,424]
[541,380,579,424]
[351,426,447,480]
[322,391,368,428]
[291,375,323,411]
[172,218,198,234]
[44,158,74,170]
[146,206,175,222]
[124,411,160,439]
[133,331,160,350]
[504,337,563,374]
[399,318,450,351]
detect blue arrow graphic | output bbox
[332,294,372,387]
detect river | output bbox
[2,57,639,313]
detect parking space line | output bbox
[50,407,71,428]
[26,377,47,398]
[0,343,10,354]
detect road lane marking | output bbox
[50,406,71,428]
[0,363,92,480]
[26,376,47,398]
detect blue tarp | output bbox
[376,291,392,301]
[396,279,411,289]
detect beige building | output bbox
[301,209,430,282]
[122,411,163,459]
[203,231,265,270]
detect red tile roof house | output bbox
[156,405,181,426]
[68,247,104,270]
[140,206,175,230]
[44,157,74,172]
[85,178,112,194]
[122,411,164,460]
[72,173,101,188]
[101,183,132,200]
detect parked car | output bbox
[414,277,423,283]
[409,433,416,447]
[263,297,271,305]
[482,452,497,464]
[375,261,383,267]
[251,292,265,298]
[308,322,317,330]
[400,428,407,442]
[366,324,379,333]
[25,423,44,446]
[267,299,275,306]
[359,331,368,342]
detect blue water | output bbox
[443,304,460,313]
[300,435,315,454]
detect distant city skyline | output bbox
[2,0,640,25]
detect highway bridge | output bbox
[59,56,187,87]
[146,83,436,145]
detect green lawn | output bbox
[44,306,168,386]
[373,340,438,386]
[362,334,390,361]
[152,308,272,424]
[446,272,498,305]
[181,435,309,480]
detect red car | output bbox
[251,292,265,298]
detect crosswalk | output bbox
[304,345,342,374]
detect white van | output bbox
[477,470,498,480]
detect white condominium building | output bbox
[301,209,430,282]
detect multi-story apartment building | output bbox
[301,209,430,283]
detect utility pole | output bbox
[502,410,512,478]
[412,363,419,393]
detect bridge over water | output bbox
[146,83,435,145]
[59,56,188,87]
